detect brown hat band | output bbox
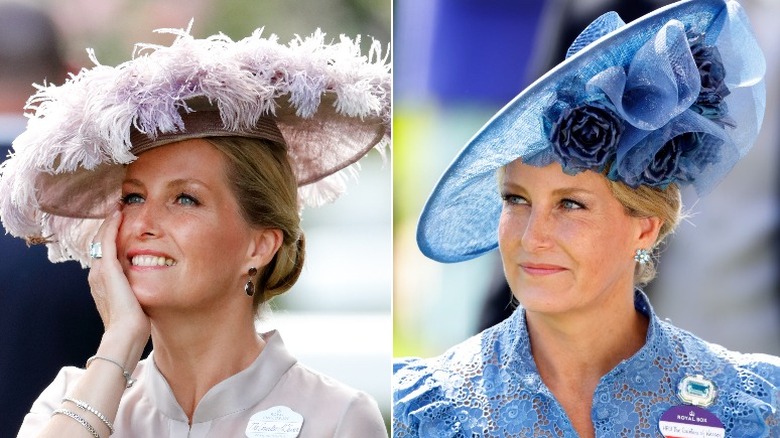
[129,109,287,155]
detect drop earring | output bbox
[245,267,258,296]
[634,248,651,265]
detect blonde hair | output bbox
[206,136,305,310]
[606,179,681,286]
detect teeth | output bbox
[131,255,176,267]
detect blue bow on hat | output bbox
[417,0,765,263]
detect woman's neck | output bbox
[148,305,264,423]
[527,294,648,377]
[525,287,648,438]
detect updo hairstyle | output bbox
[206,136,305,310]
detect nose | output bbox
[122,202,162,240]
[520,207,552,252]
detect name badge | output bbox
[245,406,304,438]
[658,405,725,438]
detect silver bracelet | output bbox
[86,355,136,388]
[63,397,115,434]
[52,408,101,438]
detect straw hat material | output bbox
[417,0,765,263]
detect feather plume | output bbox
[0,24,390,265]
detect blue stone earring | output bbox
[634,249,651,265]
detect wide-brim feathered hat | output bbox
[417,0,764,263]
[0,25,390,265]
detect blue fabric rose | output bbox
[613,131,724,188]
[454,406,487,435]
[688,34,732,126]
[481,364,504,394]
[497,399,536,433]
[543,25,737,191]
[548,99,623,174]
[643,135,684,187]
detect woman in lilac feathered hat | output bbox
[394,0,779,436]
[4,24,390,437]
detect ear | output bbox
[634,215,663,250]
[246,228,283,269]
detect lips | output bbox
[519,262,566,276]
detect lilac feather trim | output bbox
[0,24,390,265]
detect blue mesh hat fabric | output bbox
[417,0,765,263]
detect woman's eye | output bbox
[175,193,200,206]
[561,199,584,210]
[121,193,144,205]
[501,194,528,205]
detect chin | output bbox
[510,279,577,315]
[128,278,168,307]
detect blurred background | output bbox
[394,0,780,361]
[0,0,390,435]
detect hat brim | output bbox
[0,28,390,265]
[417,0,764,263]
[33,93,386,220]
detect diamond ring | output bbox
[89,242,103,259]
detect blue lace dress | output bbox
[393,291,780,437]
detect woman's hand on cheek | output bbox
[88,208,151,349]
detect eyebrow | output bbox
[122,178,211,192]
[501,181,594,198]
[551,187,594,198]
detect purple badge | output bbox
[658,405,725,438]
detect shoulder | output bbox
[257,329,385,431]
[393,324,496,405]
[658,319,780,386]
[20,358,154,423]
[392,349,474,438]
[393,317,521,437]
[396,328,484,374]
[731,352,780,386]
[17,366,86,437]
[283,362,387,437]
[657,320,780,428]
[707,344,780,431]
[284,361,374,406]
[29,366,85,413]
[722,350,780,408]
[394,308,525,398]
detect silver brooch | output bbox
[677,374,717,407]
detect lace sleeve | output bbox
[392,358,458,438]
[733,353,780,434]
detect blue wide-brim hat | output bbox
[417,0,765,263]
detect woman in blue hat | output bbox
[393,0,780,436]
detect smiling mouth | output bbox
[131,255,177,267]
